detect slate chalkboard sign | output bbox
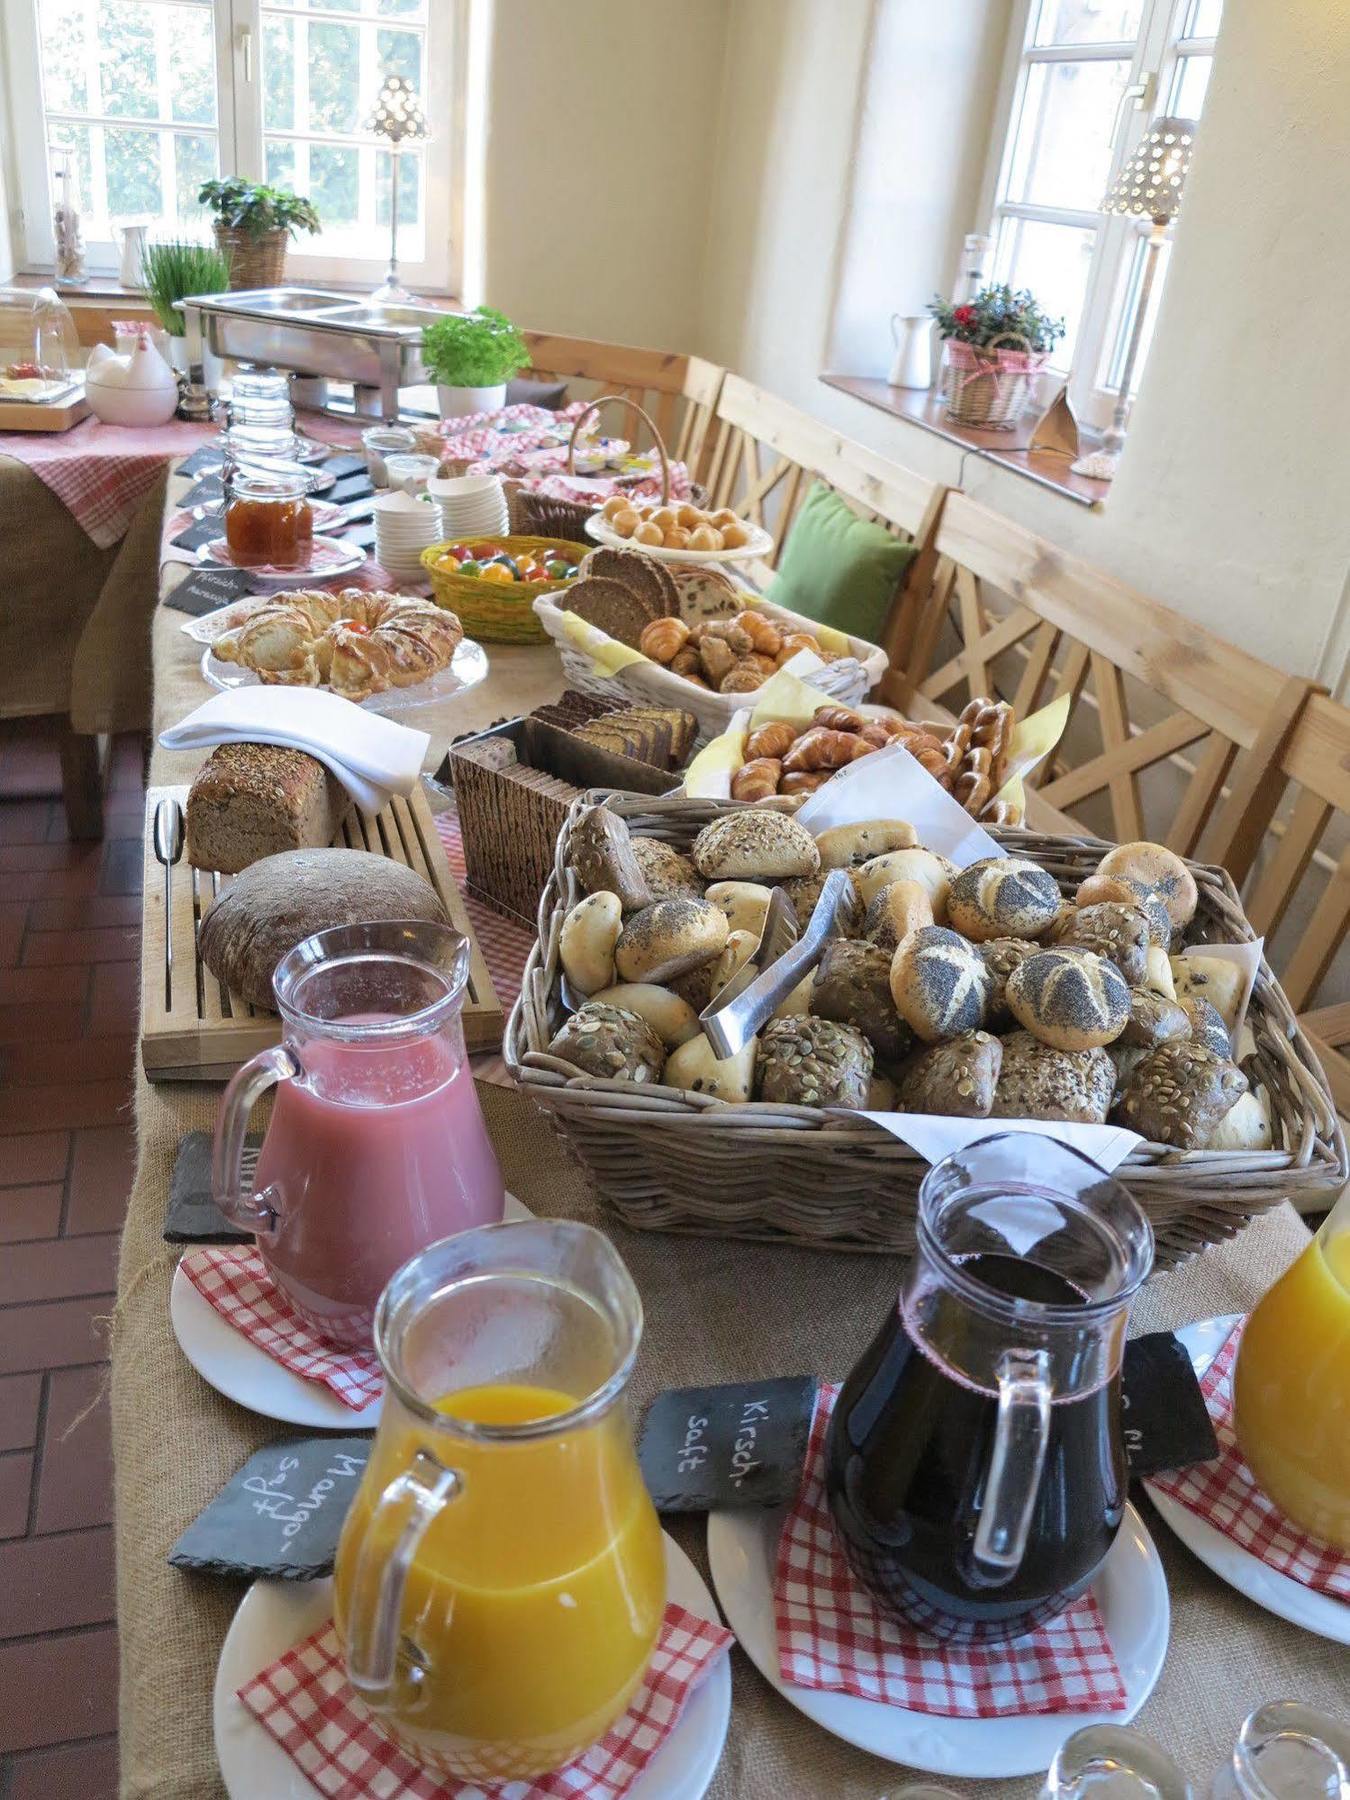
[639,1377,818,1513]
[165,1130,257,1242]
[175,445,224,479]
[1121,1330,1219,1477]
[178,474,225,512]
[327,470,376,506]
[162,566,254,617]
[170,1435,371,1579]
[169,516,221,554]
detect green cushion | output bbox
[765,481,916,645]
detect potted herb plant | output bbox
[197,179,321,290]
[928,284,1065,429]
[140,238,230,371]
[421,306,531,418]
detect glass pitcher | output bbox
[1233,1187,1350,1549]
[333,1219,666,1782]
[826,1134,1154,1643]
[213,921,505,1348]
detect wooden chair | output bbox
[886,492,1317,852]
[520,332,724,485]
[702,374,947,664]
[1233,693,1350,1115]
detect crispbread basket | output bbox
[505,794,1347,1270]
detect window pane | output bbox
[993,215,1095,367]
[377,27,421,96]
[308,20,360,133]
[309,144,358,226]
[1182,0,1223,34]
[1105,232,1171,393]
[168,8,216,126]
[98,1,159,120]
[378,0,426,15]
[105,124,163,218]
[1005,58,1131,212]
[39,0,89,113]
[263,16,296,130]
[50,121,94,216]
[174,130,217,218]
[1169,52,1212,116]
[1033,0,1142,46]
[265,140,297,188]
[375,148,419,225]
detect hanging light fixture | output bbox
[367,73,428,306]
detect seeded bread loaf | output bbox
[810,939,912,1060]
[896,1032,1002,1117]
[186,742,350,874]
[547,1002,665,1082]
[757,1015,873,1109]
[990,1031,1114,1124]
[1116,1040,1248,1148]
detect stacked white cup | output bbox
[428,473,511,542]
[373,490,442,582]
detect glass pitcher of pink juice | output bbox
[213,920,505,1347]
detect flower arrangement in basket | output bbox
[929,284,1065,430]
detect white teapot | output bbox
[84,332,179,426]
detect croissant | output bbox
[670,645,703,678]
[734,609,783,656]
[702,620,754,657]
[745,721,796,760]
[775,632,819,666]
[698,637,736,684]
[779,770,829,794]
[639,616,690,664]
[782,727,870,773]
[719,661,767,694]
[811,704,865,733]
[731,757,783,801]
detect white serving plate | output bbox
[197,533,368,590]
[585,512,774,565]
[199,634,488,716]
[707,1501,1168,1780]
[1144,1314,1350,1645]
[213,1535,731,1800]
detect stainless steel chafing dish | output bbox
[179,287,453,419]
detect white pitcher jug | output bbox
[888,314,933,390]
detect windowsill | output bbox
[820,375,1112,509]
[8,270,462,306]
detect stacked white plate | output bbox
[373,490,442,582]
[428,472,510,541]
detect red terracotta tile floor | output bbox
[0,719,145,1799]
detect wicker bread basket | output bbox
[505,795,1347,1270]
[532,591,889,748]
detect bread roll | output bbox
[810,939,911,1060]
[546,1002,664,1082]
[663,1032,757,1103]
[1006,947,1130,1051]
[711,929,759,994]
[1204,1088,1272,1152]
[854,848,955,913]
[692,810,820,881]
[1178,994,1231,1057]
[1050,902,1151,986]
[630,837,705,902]
[781,871,861,933]
[1097,841,1198,929]
[705,880,773,939]
[862,880,934,953]
[888,926,991,1044]
[1118,989,1192,1048]
[589,983,701,1047]
[756,1016,873,1109]
[978,936,1036,1028]
[614,897,728,984]
[560,891,622,996]
[197,848,446,1013]
[946,856,1063,942]
[990,1031,1114,1124]
[1142,946,1177,1001]
[772,969,815,1018]
[568,805,652,912]
[895,1032,1002,1118]
[1170,952,1245,1032]
[815,820,918,870]
[1074,873,1173,949]
[1117,1041,1248,1148]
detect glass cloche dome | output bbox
[0,286,80,401]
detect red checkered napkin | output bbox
[1148,1322,1350,1600]
[774,1387,1127,1718]
[179,1246,382,1412]
[237,1603,733,1800]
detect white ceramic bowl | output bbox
[84,377,179,427]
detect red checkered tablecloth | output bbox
[180,1246,382,1411]
[1148,1322,1350,1599]
[434,809,533,1087]
[238,1605,732,1800]
[0,416,219,547]
[774,1386,1127,1718]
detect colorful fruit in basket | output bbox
[456,559,483,577]
[480,563,515,584]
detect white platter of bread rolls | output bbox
[504,738,1345,1267]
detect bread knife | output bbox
[153,797,185,1010]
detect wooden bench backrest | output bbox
[890,492,1316,858]
[521,332,724,484]
[703,374,947,658]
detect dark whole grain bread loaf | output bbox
[198,847,447,1010]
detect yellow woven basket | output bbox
[420,536,589,644]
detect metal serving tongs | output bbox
[699,868,855,1060]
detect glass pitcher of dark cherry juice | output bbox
[826,1135,1153,1644]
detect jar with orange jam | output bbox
[224,468,313,569]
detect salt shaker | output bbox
[1045,1724,1195,1797]
[1210,1703,1350,1800]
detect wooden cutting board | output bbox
[140,782,503,1081]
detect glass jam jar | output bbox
[224,468,314,569]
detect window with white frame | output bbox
[4,0,462,289]
[981,0,1221,428]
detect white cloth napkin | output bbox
[158,687,430,815]
[852,1112,1143,1173]
[795,740,1003,866]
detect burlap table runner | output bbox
[114,480,1349,1797]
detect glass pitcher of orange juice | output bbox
[333,1219,665,1782]
[1233,1187,1350,1549]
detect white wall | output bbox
[477,0,728,350]
[695,0,1350,692]
[0,27,17,281]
